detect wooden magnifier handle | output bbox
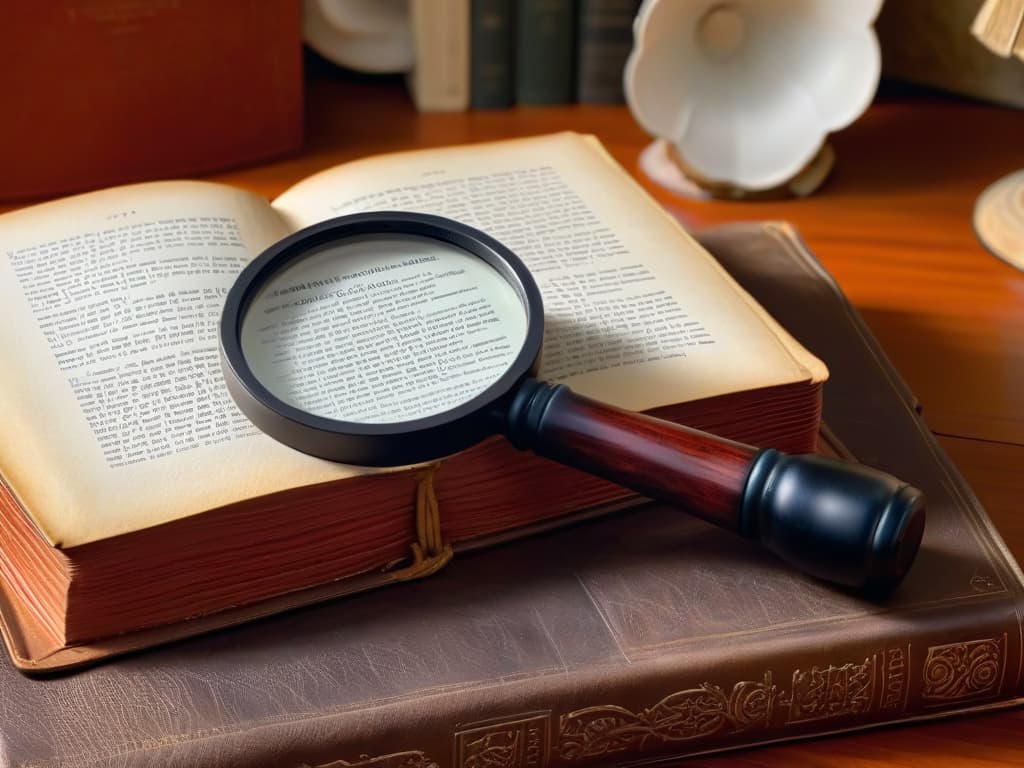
[505,379,926,593]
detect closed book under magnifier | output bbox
[220,212,926,593]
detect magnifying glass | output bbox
[220,212,926,593]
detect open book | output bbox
[0,133,826,670]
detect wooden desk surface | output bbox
[7,76,1024,764]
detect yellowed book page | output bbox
[273,132,826,411]
[0,182,368,548]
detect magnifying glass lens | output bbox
[240,234,529,424]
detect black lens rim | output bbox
[219,211,545,466]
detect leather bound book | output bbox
[515,0,576,105]
[470,0,515,108]
[576,0,641,103]
[0,222,1021,767]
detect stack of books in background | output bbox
[410,0,642,111]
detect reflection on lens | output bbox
[240,234,528,424]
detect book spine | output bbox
[470,0,515,108]
[575,0,640,104]
[409,0,471,112]
[515,0,576,105]
[127,598,1022,766]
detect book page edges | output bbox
[0,493,647,672]
[0,438,406,550]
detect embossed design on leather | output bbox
[880,646,911,712]
[454,713,551,768]
[310,751,439,768]
[557,674,776,760]
[783,657,876,723]
[922,635,1006,703]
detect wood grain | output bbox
[512,383,756,530]
[3,74,1022,766]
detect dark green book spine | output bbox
[515,0,576,105]
[576,0,640,103]
[471,0,515,108]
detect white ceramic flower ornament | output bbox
[625,0,883,194]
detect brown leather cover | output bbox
[0,2,302,202]
[0,222,1020,767]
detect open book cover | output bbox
[0,222,1019,768]
[0,134,826,669]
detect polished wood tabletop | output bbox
[6,74,1024,764]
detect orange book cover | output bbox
[1,0,303,202]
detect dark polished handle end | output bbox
[741,451,926,593]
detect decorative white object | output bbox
[625,0,884,195]
[969,0,1024,272]
[303,0,414,74]
[974,170,1024,271]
